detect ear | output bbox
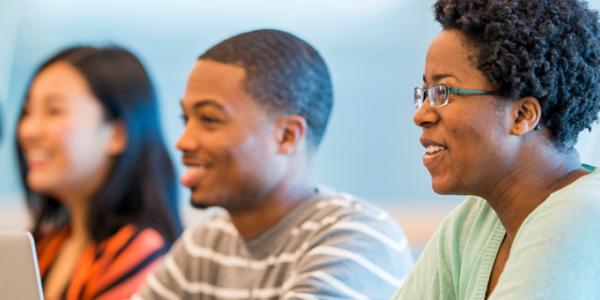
[274,115,307,155]
[107,121,127,156]
[510,96,542,136]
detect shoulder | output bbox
[296,190,414,270]
[97,224,169,267]
[306,189,396,223]
[162,208,238,265]
[443,195,490,224]
[393,197,495,300]
[544,168,600,215]
[490,171,600,299]
[181,208,236,247]
[283,190,414,298]
[302,190,404,237]
[516,170,600,247]
[433,196,494,242]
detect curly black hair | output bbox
[199,29,333,150]
[434,0,600,149]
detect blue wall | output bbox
[2,0,600,207]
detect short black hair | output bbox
[17,46,182,243]
[199,29,333,150]
[434,0,600,149]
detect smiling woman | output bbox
[16,46,182,300]
[394,0,600,299]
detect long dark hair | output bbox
[16,46,182,244]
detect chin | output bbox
[189,191,219,209]
[432,180,472,196]
[27,179,52,193]
[189,196,212,209]
[431,177,455,195]
[189,201,212,209]
[432,186,451,195]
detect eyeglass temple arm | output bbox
[448,87,497,95]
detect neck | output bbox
[229,176,316,240]
[50,162,113,241]
[52,183,100,242]
[482,147,586,240]
[61,194,90,242]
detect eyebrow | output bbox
[180,99,227,112]
[422,73,458,84]
[45,95,67,103]
[23,95,67,110]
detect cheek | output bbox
[448,120,486,151]
[57,120,87,156]
[230,132,277,180]
[44,119,77,163]
[230,136,266,169]
[446,114,508,183]
[64,124,113,174]
[445,115,489,175]
[26,121,81,188]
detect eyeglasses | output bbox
[414,84,497,109]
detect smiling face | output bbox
[17,62,119,200]
[177,59,287,211]
[414,29,517,195]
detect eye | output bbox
[201,115,221,125]
[47,107,62,116]
[180,114,189,124]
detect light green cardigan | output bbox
[393,166,600,300]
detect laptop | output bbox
[0,231,44,300]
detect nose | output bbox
[17,112,44,146]
[413,100,439,129]
[176,124,198,152]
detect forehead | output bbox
[29,62,91,100]
[424,30,486,86]
[182,60,255,110]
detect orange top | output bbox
[37,225,167,300]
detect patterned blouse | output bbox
[37,224,168,299]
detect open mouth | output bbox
[420,138,448,167]
[24,149,51,168]
[425,145,447,157]
[180,165,209,187]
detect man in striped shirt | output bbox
[135,29,413,300]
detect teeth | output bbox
[425,145,446,155]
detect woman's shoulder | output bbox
[418,196,499,263]
[526,168,600,228]
[101,224,167,256]
[513,168,600,256]
[438,196,495,234]
[78,225,169,299]
[491,169,600,298]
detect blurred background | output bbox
[2,0,600,254]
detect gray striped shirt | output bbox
[134,190,413,299]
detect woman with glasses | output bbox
[16,46,182,299]
[394,0,600,299]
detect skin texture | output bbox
[415,29,515,197]
[178,59,315,239]
[17,61,125,299]
[18,62,121,200]
[415,29,588,297]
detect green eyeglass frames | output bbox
[414,84,497,109]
